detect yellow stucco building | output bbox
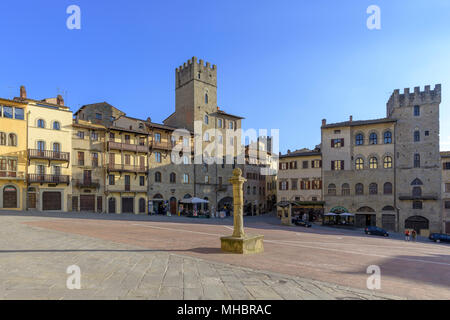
[15,88,73,211]
[0,97,28,211]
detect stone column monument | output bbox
[220,168,264,254]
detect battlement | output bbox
[175,56,216,73]
[387,84,441,116]
[175,56,217,88]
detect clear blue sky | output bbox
[1,0,450,152]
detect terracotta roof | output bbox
[215,109,245,119]
[322,118,396,129]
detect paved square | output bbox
[1,212,449,300]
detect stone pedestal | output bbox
[220,168,264,254]
[221,235,264,254]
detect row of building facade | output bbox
[0,57,276,216]
[277,84,450,235]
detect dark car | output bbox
[292,218,312,228]
[365,226,389,237]
[429,233,450,243]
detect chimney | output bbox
[20,86,26,99]
[287,149,291,154]
[322,119,327,126]
[349,115,353,122]
[56,94,64,106]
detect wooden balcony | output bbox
[28,149,70,162]
[150,141,174,150]
[107,185,147,193]
[28,174,70,185]
[399,193,439,201]
[108,141,148,153]
[107,163,148,173]
[0,171,25,180]
[74,179,101,189]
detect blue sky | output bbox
[1,0,450,153]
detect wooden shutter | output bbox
[319,160,322,168]
[341,139,345,147]
[279,182,282,189]
[279,163,282,170]
[331,140,335,148]
[331,161,335,170]
[294,161,298,169]
[341,161,345,170]
[286,181,289,190]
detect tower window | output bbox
[414,154,420,168]
[414,130,420,142]
[205,94,208,104]
[204,115,209,125]
[198,72,201,79]
[414,105,420,116]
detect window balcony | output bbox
[28,174,70,185]
[107,163,148,173]
[28,149,70,162]
[73,179,101,189]
[108,141,148,153]
[0,171,25,180]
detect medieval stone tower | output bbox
[165,57,217,131]
[387,84,442,233]
[164,57,242,214]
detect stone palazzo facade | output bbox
[321,85,443,234]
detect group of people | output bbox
[404,229,418,241]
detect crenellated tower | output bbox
[388,84,442,232]
[165,57,217,131]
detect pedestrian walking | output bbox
[405,229,410,241]
[412,230,417,242]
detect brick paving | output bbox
[0,214,399,300]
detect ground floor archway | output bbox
[405,216,429,233]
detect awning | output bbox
[180,197,209,204]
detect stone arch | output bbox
[382,205,395,211]
[2,184,18,209]
[357,206,375,212]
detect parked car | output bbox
[365,226,389,237]
[429,233,450,243]
[292,218,312,228]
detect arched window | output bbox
[414,130,420,142]
[183,173,189,184]
[369,157,378,169]
[328,184,336,196]
[412,187,422,197]
[369,183,378,195]
[8,133,17,146]
[411,178,423,186]
[155,172,162,183]
[384,131,392,144]
[369,133,378,145]
[383,156,393,169]
[37,119,45,128]
[355,183,364,195]
[414,105,420,116]
[0,132,6,145]
[342,183,350,196]
[383,182,393,195]
[205,93,208,104]
[204,115,209,125]
[53,121,61,130]
[355,134,364,146]
[355,158,364,170]
[169,172,176,183]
